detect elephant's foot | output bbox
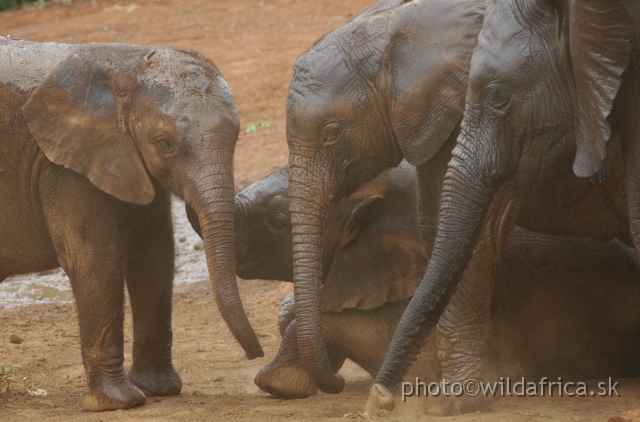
[254,360,318,398]
[365,384,396,412]
[128,364,182,397]
[82,378,146,411]
[423,392,492,416]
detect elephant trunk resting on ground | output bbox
[0,36,261,411]
[189,162,640,402]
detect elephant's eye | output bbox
[156,136,175,156]
[483,83,510,112]
[267,213,290,234]
[321,122,344,147]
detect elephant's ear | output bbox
[383,0,485,166]
[22,44,155,204]
[570,0,633,179]
[333,193,384,253]
[320,174,427,312]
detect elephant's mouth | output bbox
[236,252,292,282]
[235,257,262,280]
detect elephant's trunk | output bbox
[374,133,500,394]
[233,193,251,266]
[187,155,263,360]
[288,164,345,394]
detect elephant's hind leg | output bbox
[622,70,640,269]
[44,174,145,411]
[125,193,182,397]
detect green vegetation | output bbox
[245,121,274,134]
[1,364,16,394]
[1,364,15,378]
[1,0,75,13]
[0,0,38,11]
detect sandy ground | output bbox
[1,0,640,420]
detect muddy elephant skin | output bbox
[285,0,488,395]
[0,36,262,411]
[280,0,638,413]
[227,164,640,400]
[374,0,640,412]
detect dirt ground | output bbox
[2,0,640,420]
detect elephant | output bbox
[222,162,640,401]
[285,0,488,397]
[283,0,639,413]
[0,36,262,411]
[370,0,640,414]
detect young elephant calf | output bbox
[209,162,640,403]
[0,36,262,411]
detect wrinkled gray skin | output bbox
[287,0,640,414]
[0,37,262,411]
[286,0,488,396]
[374,0,640,414]
[222,163,640,401]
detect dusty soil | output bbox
[1,0,640,420]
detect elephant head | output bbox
[234,167,294,281]
[188,161,426,309]
[231,162,426,313]
[285,0,486,392]
[371,0,636,401]
[21,44,263,359]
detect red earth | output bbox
[1,1,640,420]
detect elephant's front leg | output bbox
[277,291,296,337]
[255,319,346,398]
[621,70,640,269]
[125,193,181,397]
[256,300,441,398]
[44,175,146,411]
[425,186,518,416]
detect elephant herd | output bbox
[1,0,640,416]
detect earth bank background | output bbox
[1,0,640,420]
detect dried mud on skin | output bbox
[1,0,640,420]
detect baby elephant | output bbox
[0,36,262,411]
[216,162,640,400]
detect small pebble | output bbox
[9,334,23,344]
